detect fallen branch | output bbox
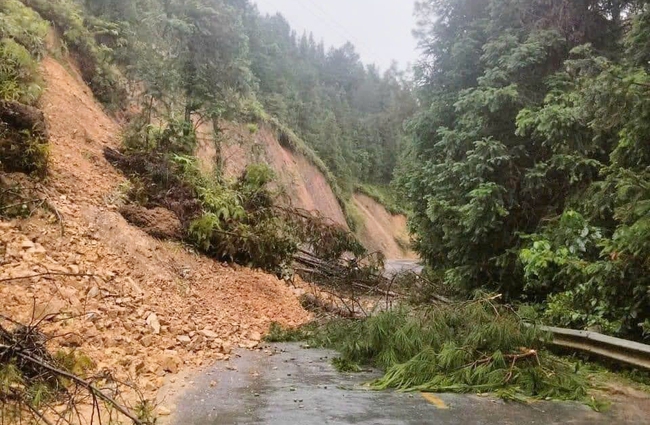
[0,344,143,425]
[0,271,95,284]
[8,349,143,425]
[44,198,65,237]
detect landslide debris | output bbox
[1,44,311,411]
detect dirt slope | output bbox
[1,54,309,402]
[353,193,416,259]
[219,123,349,227]
[210,123,415,255]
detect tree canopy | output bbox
[397,0,650,340]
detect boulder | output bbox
[146,313,161,334]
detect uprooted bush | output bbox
[0,317,149,424]
[106,118,364,275]
[291,298,602,406]
[0,100,49,177]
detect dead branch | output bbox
[5,348,143,425]
[43,199,65,237]
[0,272,95,284]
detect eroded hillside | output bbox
[2,48,310,409]
[196,122,414,258]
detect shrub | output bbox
[0,38,43,104]
[112,118,364,275]
[124,118,197,155]
[0,0,49,105]
[0,0,49,58]
[0,126,48,176]
[0,100,49,177]
[21,0,127,109]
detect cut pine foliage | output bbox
[313,299,593,404]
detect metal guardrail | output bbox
[539,325,650,370]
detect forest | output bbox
[1,0,648,341]
[397,0,650,342]
[2,0,650,422]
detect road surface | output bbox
[383,259,423,278]
[169,343,637,425]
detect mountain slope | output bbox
[202,122,414,257]
[2,48,310,402]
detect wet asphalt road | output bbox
[383,260,423,278]
[170,343,634,425]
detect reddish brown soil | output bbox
[217,124,417,254]
[1,54,310,405]
[219,123,349,227]
[353,193,416,259]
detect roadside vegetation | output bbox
[0,0,49,178]
[396,0,650,342]
[3,0,650,422]
[107,117,364,275]
[266,299,610,408]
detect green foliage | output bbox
[0,0,48,57]
[314,302,593,403]
[331,357,362,373]
[53,349,95,378]
[0,123,49,176]
[355,184,407,216]
[116,118,364,275]
[264,322,315,343]
[399,0,650,340]
[124,118,197,155]
[21,0,126,108]
[0,39,41,103]
[0,0,49,104]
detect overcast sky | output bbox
[253,0,419,70]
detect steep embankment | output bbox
[353,193,417,260]
[198,122,414,257]
[218,122,348,227]
[1,53,310,401]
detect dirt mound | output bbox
[353,193,416,259]
[0,52,311,403]
[119,205,184,239]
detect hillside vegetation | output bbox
[2,0,650,422]
[397,0,650,342]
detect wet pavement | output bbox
[384,260,423,278]
[169,343,636,425]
